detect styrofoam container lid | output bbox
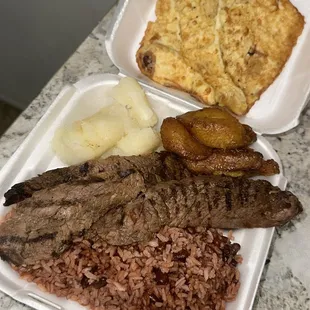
[105,0,310,135]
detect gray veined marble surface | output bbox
[1,6,310,310]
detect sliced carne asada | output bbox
[90,176,302,246]
[4,152,191,206]
[0,175,302,266]
[0,173,145,266]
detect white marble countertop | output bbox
[1,6,310,310]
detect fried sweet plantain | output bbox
[183,148,279,176]
[178,108,256,149]
[257,159,281,177]
[160,107,278,178]
[161,117,212,160]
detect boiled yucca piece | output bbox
[52,123,106,165]
[110,77,158,128]
[86,103,139,134]
[116,128,161,156]
[52,106,126,165]
[52,77,161,165]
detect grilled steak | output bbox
[89,176,303,245]
[0,175,302,266]
[0,172,145,266]
[4,152,191,206]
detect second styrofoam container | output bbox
[105,0,310,135]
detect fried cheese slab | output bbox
[137,0,216,106]
[137,0,304,115]
[218,0,305,110]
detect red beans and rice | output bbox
[15,227,241,310]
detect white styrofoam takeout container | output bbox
[1,0,308,309]
[0,74,287,310]
[105,0,310,135]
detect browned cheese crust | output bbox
[136,0,304,115]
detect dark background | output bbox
[0,0,117,135]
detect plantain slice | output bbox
[177,107,256,149]
[183,148,279,176]
[161,117,212,160]
[257,159,281,176]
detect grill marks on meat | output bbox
[88,176,302,246]
[0,155,303,266]
[4,152,191,206]
[0,173,146,265]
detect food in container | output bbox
[136,0,304,115]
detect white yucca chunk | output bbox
[51,127,74,164]
[64,122,105,155]
[80,119,102,146]
[81,114,125,152]
[108,103,140,134]
[52,108,125,165]
[52,123,102,165]
[111,77,158,128]
[117,128,161,156]
[88,103,139,134]
[52,82,159,165]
